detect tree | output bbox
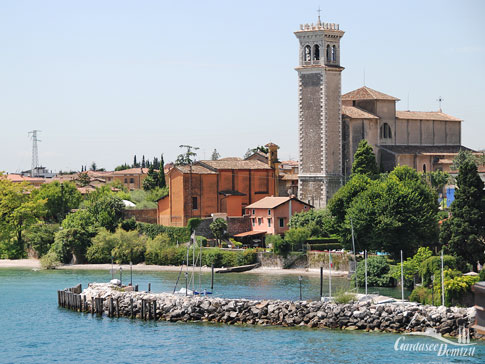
[210,218,227,246]
[132,155,139,168]
[141,155,146,168]
[288,209,336,237]
[90,162,97,171]
[351,139,378,178]
[158,154,166,188]
[143,165,159,191]
[341,166,438,259]
[440,159,485,268]
[354,256,393,287]
[32,181,82,222]
[23,223,59,257]
[175,145,199,166]
[0,176,46,257]
[115,163,130,171]
[85,195,125,232]
[451,150,478,171]
[428,170,450,195]
[284,227,310,252]
[77,172,90,187]
[211,149,221,160]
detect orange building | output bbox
[244,196,312,235]
[157,159,276,227]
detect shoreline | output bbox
[0,259,348,277]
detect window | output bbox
[268,218,272,227]
[279,218,285,228]
[124,178,128,183]
[129,178,134,183]
[252,209,255,215]
[268,209,271,216]
[423,164,427,174]
[331,45,336,62]
[252,218,255,226]
[304,45,311,62]
[380,123,392,139]
[313,44,320,61]
[326,45,331,62]
[258,218,262,226]
[192,197,198,210]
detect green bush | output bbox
[145,233,173,265]
[187,218,202,232]
[308,243,343,251]
[284,227,310,252]
[23,223,59,257]
[40,250,61,269]
[409,286,433,305]
[86,228,118,263]
[334,290,356,304]
[353,255,394,287]
[196,236,208,247]
[268,235,291,257]
[480,268,485,281]
[120,218,137,231]
[419,255,457,286]
[111,229,147,264]
[137,222,190,242]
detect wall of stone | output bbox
[123,209,158,224]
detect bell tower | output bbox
[295,18,344,208]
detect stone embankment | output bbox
[60,283,477,338]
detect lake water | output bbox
[1,268,483,363]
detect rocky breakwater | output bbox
[76,283,477,338]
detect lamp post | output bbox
[298,276,302,300]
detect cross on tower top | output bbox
[317,6,322,24]
[437,96,444,112]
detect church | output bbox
[295,18,471,209]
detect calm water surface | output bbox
[0,268,483,364]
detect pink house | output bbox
[244,196,313,235]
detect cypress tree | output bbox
[141,155,146,168]
[159,154,166,188]
[351,139,378,178]
[133,155,138,168]
[440,159,485,268]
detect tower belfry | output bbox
[295,18,344,208]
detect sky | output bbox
[1,0,484,173]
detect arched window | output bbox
[326,45,331,62]
[423,164,427,173]
[304,45,311,62]
[313,45,320,61]
[332,45,337,62]
[380,123,392,139]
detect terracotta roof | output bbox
[246,196,312,209]
[198,160,272,170]
[396,111,461,122]
[175,165,217,174]
[342,105,379,119]
[218,157,242,161]
[4,174,45,183]
[342,86,400,101]
[379,145,473,155]
[234,230,266,237]
[112,168,150,175]
[280,160,299,166]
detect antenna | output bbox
[437,96,444,112]
[28,130,41,177]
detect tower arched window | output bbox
[326,45,331,63]
[332,45,337,62]
[313,45,320,61]
[304,45,311,62]
[380,123,392,139]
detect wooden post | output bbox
[100,298,104,316]
[116,297,120,318]
[153,300,157,320]
[319,267,323,299]
[130,298,134,319]
[83,295,87,312]
[135,284,138,292]
[211,264,214,290]
[110,297,114,317]
[141,299,145,320]
[148,283,151,292]
[91,297,95,315]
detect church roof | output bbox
[378,145,473,155]
[342,86,400,101]
[342,105,379,119]
[396,111,461,122]
[198,159,272,170]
